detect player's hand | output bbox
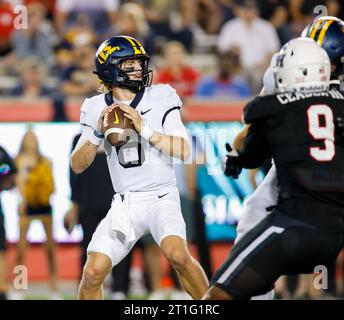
[223,143,242,179]
[118,104,143,134]
[97,105,118,134]
[64,203,79,234]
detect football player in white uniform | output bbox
[224,16,344,300]
[71,36,209,300]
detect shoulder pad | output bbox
[244,95,277,124]
[80,94,106,130]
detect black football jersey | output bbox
[241,89,344,208]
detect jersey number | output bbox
[116,139,145,168]
[307,104,335,161]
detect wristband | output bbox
[93,130,104,138]
[140,122,154,141]
[88,130,104,146]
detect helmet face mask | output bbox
[94,36,152,92]
[274,38,331,93]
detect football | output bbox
[103,107,135,147]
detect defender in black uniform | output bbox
[0,146,16,300]
[204,38,344,300]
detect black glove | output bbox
[223,143,242,179]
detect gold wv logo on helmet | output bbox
[97,45,121,64]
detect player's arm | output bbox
[233,86,268,151]
[149,132,190,161]
[224,122,270,178]
[119,104,190,161]
[233,124,250,151]
[233,51,275,151]
[71,105,115,174]
[238,123,270,168]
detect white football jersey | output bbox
[77,84,189,193]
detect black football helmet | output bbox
[303,16,344,79]
[94,36,152,92]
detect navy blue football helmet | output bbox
[94,36,152,92]
[304,16,344,79]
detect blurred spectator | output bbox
[217,0,280,93]
[27,0,56,21]
[140,0,197,52]
[326,0,344,19]
[14,128,60,300]
[259,0,293,45]
[218,0,236,24]
[196,0,234,35]
[287,0,344,35]
[0,146,16,300]
[59,31,99,98]
[53,41,73,76]
[0,0,15,57]
[289,0,325,25]
[54,0,119,38]
[9,2,55,71]
[110,2,155,54]
[289,0,321,36]
[196,48,251,99]
[7,56,51,98]
[196,0,225,35]
[62,14,99,49]
[154,41,200,98]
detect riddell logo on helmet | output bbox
[97,45,121,64]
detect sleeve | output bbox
[162,86,189,141]
[238,123,271,169]
[80,98,98,131]
[243,96,273,124]
[162,108,189,141]
[73,126,93,151]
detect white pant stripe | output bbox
[217,226,285,284]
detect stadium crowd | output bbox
[0,0,343,104]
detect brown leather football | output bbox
[103,107,134,147]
